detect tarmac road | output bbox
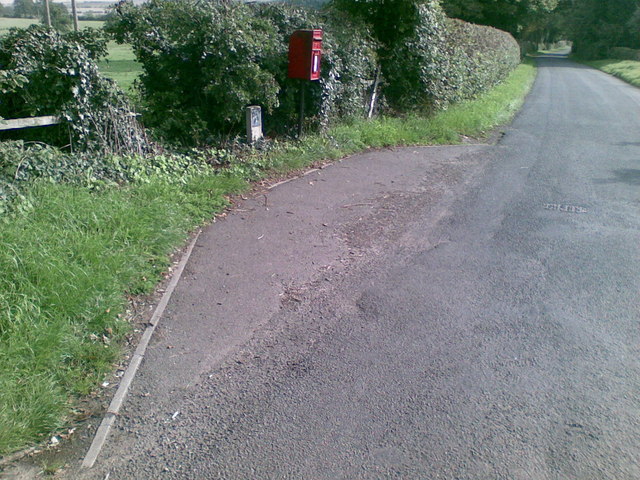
[68,56,640,479]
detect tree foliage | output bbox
[561,0,640,58]
[12,0,38,18]
[440,0,640,59]
[441,0,558,37]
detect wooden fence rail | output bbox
[0,116,61,132]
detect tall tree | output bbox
[440,0,559,37]
[13,0,38,18]
[559,0,639,57]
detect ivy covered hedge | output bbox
[105,0,379,143]
[322,0,521,114]
[0,0,522,148]
[0,26,148,153]
[255,4,379,132]
[0,139,237,214]
[0,1,521,147]
[104,0,521,145]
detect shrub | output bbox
[331,0,520,112]
[609,47,640,60]
[382,1,450,112]
[105,0,379,143]
[442,19,521,104]
[0,140,234,214]
[0,25,148,153]
[106,0,281,145]
[105,0,520,144]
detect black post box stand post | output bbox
[297,80,305,139]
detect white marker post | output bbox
[246,106,263,145]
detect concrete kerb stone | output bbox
[81,230,202,469]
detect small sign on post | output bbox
[246,105,263,145]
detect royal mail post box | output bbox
[288,29,322,81]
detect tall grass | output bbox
[265,62,537,172]
[0,175,245,454]
[0,61,536,456]
[585,59,640,88]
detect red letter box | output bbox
[288,29,322,81]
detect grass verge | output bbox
[584,59,640,88]
[0,175,245,455]
[262,61,537,172]
[0,61,536,457]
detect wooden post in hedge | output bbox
[368,65,381,119]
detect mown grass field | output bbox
[98,42,141,92]
[586,59,640,88]
[0,17,142,91]
[0,61,537,457]
[0,17,35,31]
[0,17,103,32]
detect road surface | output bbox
[57,56,640,479]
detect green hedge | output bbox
[382,2,449,112]
[0,26,147,153]
[254,4,379,132]
[609,47,640,61]
[105,1,379,143]
[334,0,520,114]
[443,19,521,104]
[101,0,520,144]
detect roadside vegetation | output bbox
[0,59,536,457]
[584,59,640,88]
[0,0,536,457]
[0,0,628,464]
[0,18,142,92]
